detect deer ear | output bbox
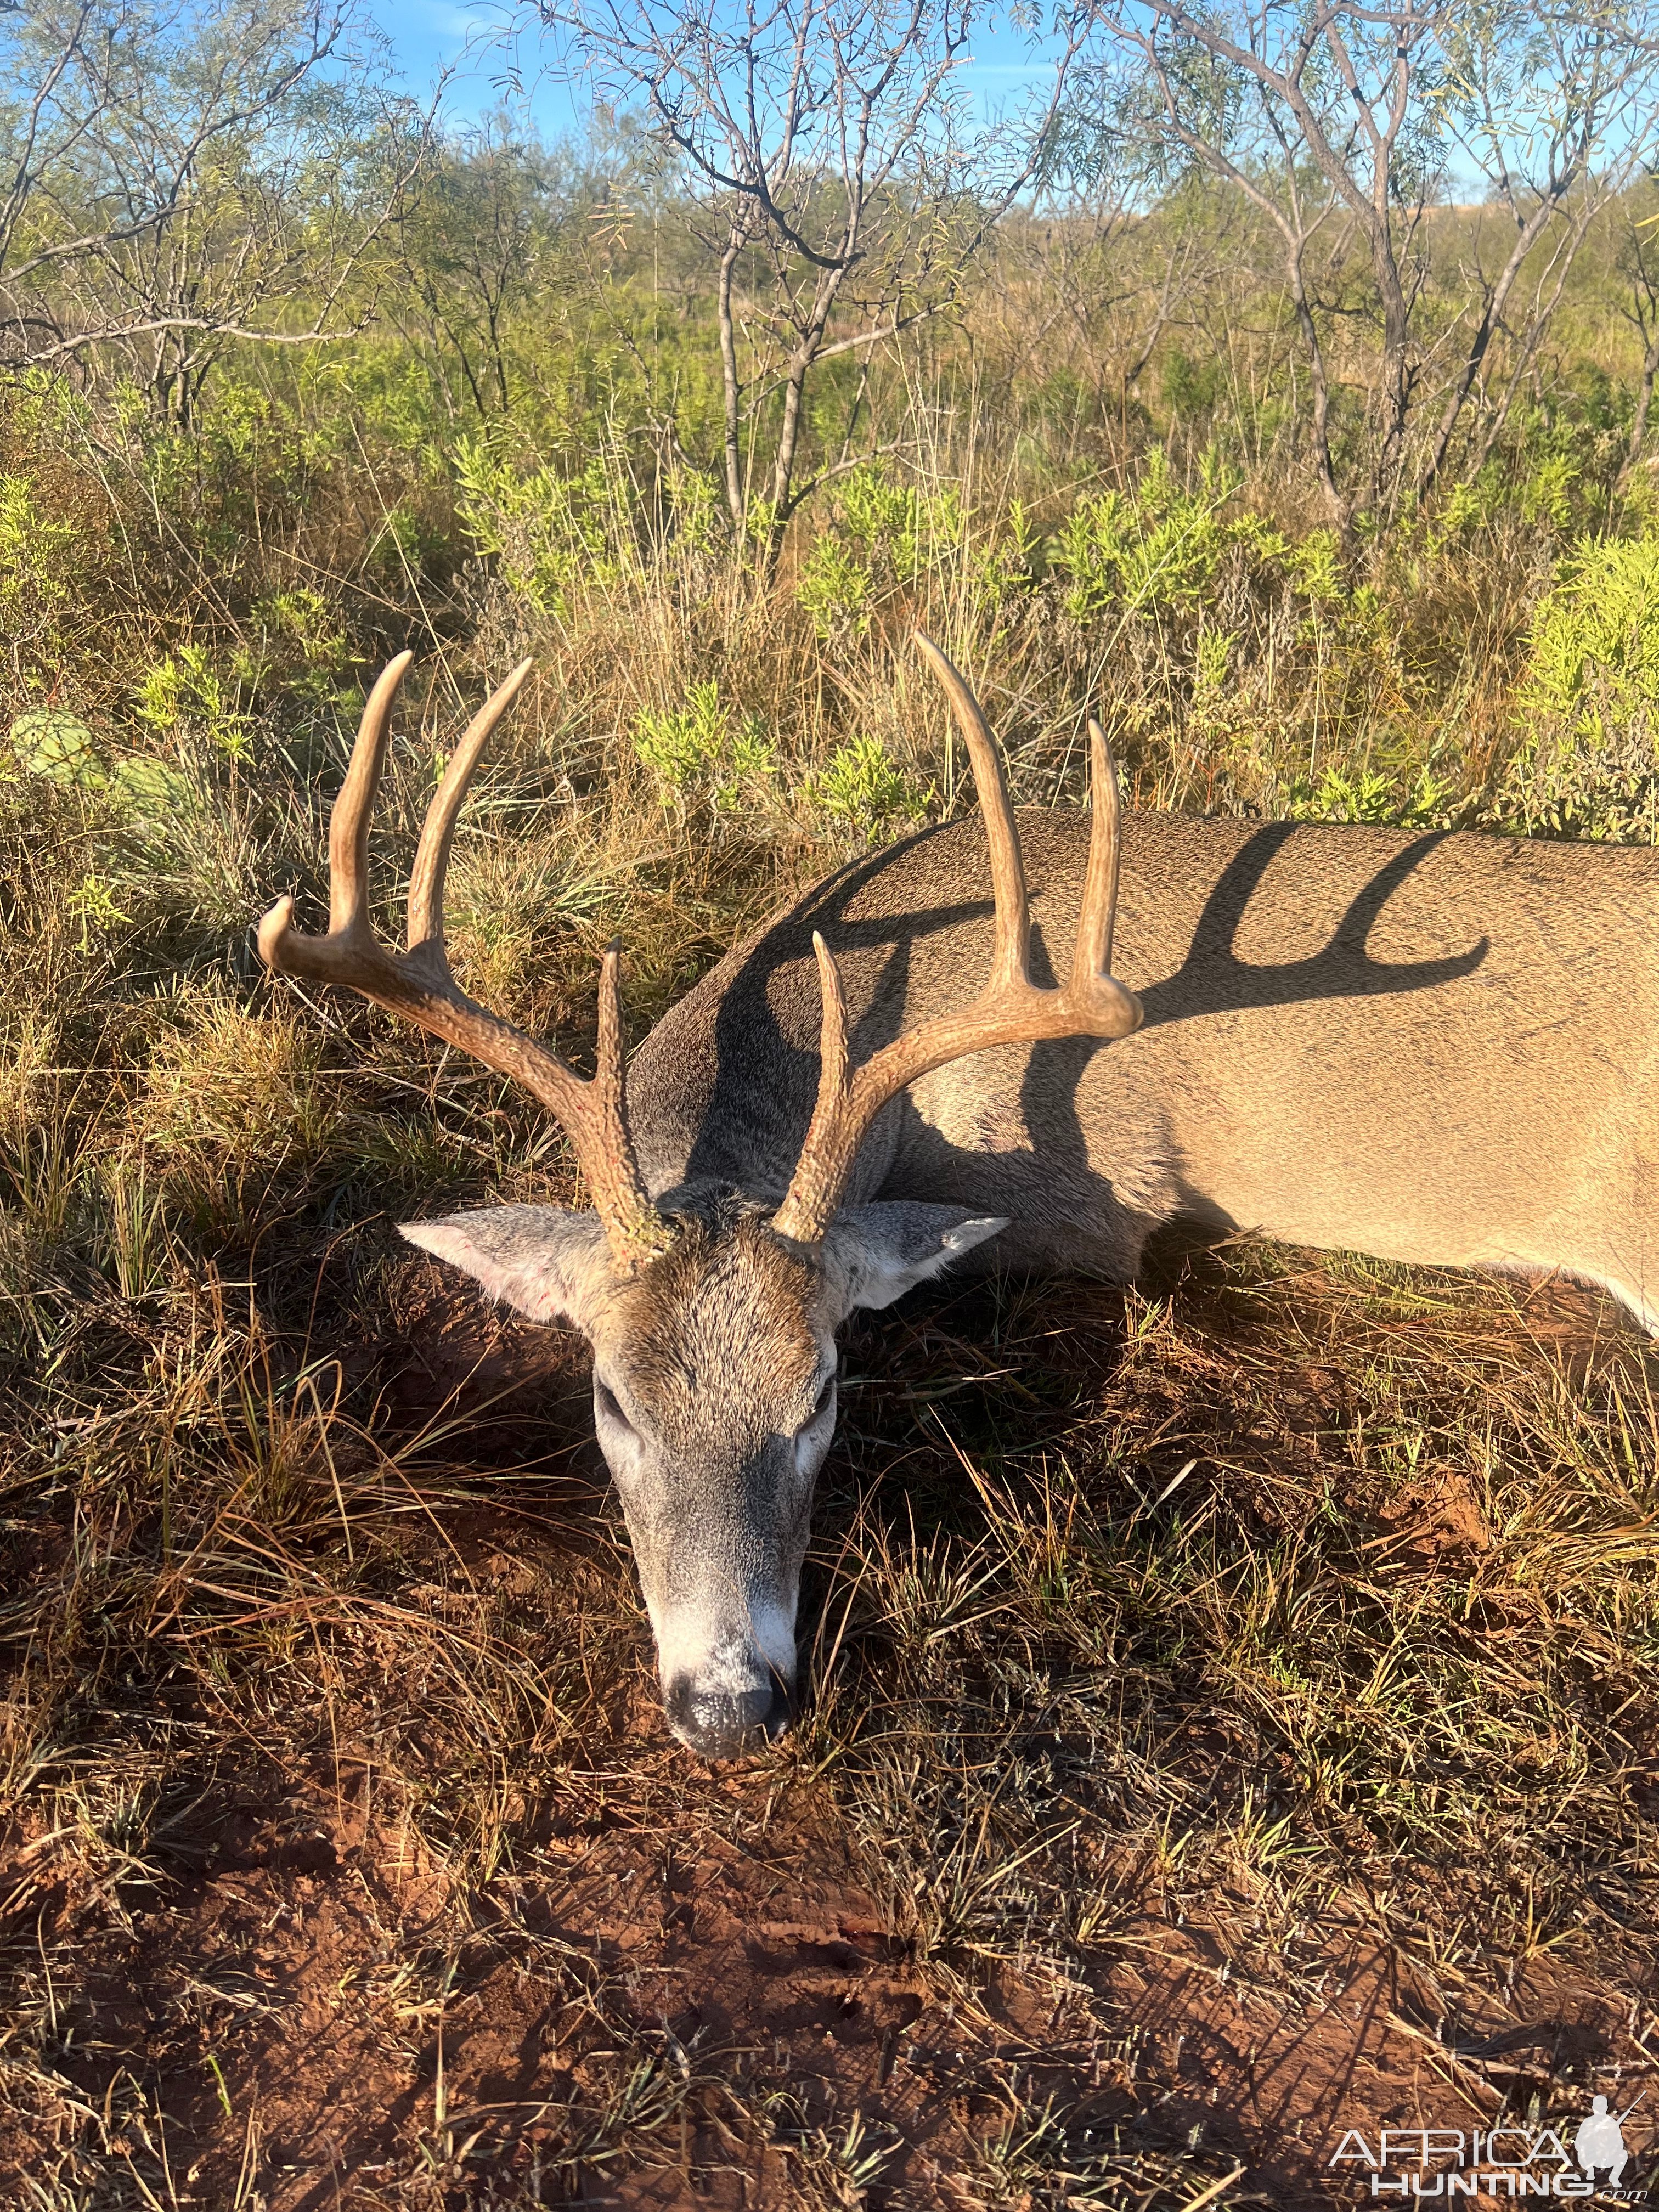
[400,1206,612,1331]
[821,1203,1008,1313]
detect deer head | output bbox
[259,639,1142,1759]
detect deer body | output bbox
[631,809,1659,1325]
[261,642,1655,1763]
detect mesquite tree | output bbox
[1081,0,1443,522]
[0,0,423,419]
[1080,0,1659,518]
[1421,0,1659,495]
[533,0,1085,568]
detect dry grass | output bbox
[2,460,1658,2203]
[3,1139,1655,2204]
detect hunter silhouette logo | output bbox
[1329,2093,1647,2197]
[1576,2099,1637,2193]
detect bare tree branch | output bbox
[0,0,430,415]
[531,0,1085,566]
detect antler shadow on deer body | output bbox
[261,637,1659,1757]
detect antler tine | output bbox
[769,636,1143,1248]
[259,652,413,986]
[808,930,851,1108]
[594,939,646,1211]
[1075,716,1122,995]
[329,649,412,946]
[911,633,1030,991]
[258,653,673,1272]
[781,932,854,1214]
[407,657,534,974]
[331,651,411,939]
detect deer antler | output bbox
[769,634,1143,1246]
[258,653,673,1269]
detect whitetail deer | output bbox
[262,636,1655,1757]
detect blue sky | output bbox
[369,1,1062,137]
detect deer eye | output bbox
[595,1380,635,1435]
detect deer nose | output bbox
[664,1676,792,1761]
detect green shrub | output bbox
[456,436,641,614]
[804,733,931,843]
[136,645,250,761]
[794,464,992,638]
[1051,448,1232,620]
[1503,534,1659,839]
[1289,761,1455,827]
[633,681,777,814]
[796,533,876,640]
[256,586,351,703]
[0,473,84,680]
[633,679,727,789]
[0,475,79,615]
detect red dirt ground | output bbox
[3,1264,1656,2206]
[5,1736,1653,2206]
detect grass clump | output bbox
[135,986,354,1242]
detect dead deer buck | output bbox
[262,636,1654,1757]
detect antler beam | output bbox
[258,653,673,1268]
[769,635,1143,1246]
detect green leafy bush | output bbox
[1051,448,1231,620]
[632,681,777,814]
[456,437,641,614]
[0,473,85,680]
[0,475,78,615]
[1289,761,1455,827]
[796,533,876,640]
[804,732,931,843]
[1503,534,1659,839]
[794,464,986,639]
[136,644,250,761]
[255,587,351,703]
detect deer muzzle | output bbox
[664,1673,794,1760]
[648,1596,800,1762]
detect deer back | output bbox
[629,808,1659,1307]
